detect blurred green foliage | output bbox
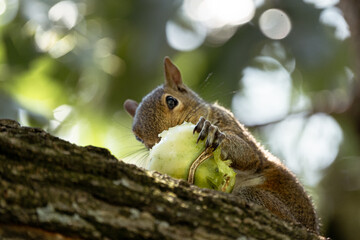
[0,0,359,239]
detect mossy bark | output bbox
[0,119,322,240]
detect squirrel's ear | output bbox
[124,99,138,117]
[164,57,184,90]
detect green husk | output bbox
[147,122,235,193]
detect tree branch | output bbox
[0,119,322,239]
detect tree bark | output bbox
[0,119,322,240]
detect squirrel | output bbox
[124,57,319,233]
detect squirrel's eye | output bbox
[166,96,178,110]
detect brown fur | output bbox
[124,57,319,233]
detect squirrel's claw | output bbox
[197,120,210,143]
[205,125,225,150]
[194,117,225,150]
[193,116,205,134]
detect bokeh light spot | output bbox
[320,7,350,40]
[35,27,76,58]
[0,0,18,26]
[184,0,255,29]
[166,19,206,51]
[48,1,78,29]
[35,27,60,52]
[94,38,115,58]
[0,0,6,15]
[232,56,292,125]
[49,34,76,58]
[259,9,292,40]
[53,105,72,122]
[304,0,339,9]
[263,113,343,186]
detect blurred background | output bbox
[0,0,359,238]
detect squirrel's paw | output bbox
[193,116,225,150]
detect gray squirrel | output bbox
[124,57,318,233]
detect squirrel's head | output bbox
[124,57,205,149]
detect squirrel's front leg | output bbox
[193,117,317,229]
[193,116,262,171]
